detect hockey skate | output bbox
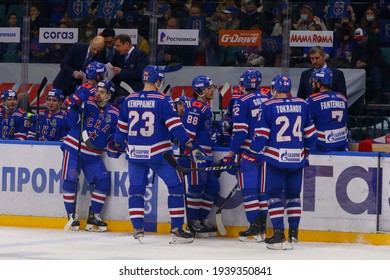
[187,219,210,238]
[239,221,265,242]
[169,227,194,244]
[200,219,217,237]
[265,229,292,250]
[67,213,80,231]
[85,211,107,232]
[288,228,298,246]
[133,228,144,244]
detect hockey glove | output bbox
[240,151,260,172]
[106,140,125,159]
[222,155,238,175]
[304,148,310,166]
[188,141,209,164]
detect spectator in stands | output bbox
[29,4,49,30]
[29,26,50,63]
[297,45,347,99]
[330,22,355,68]
[1,13,21,62]
[48,22,71,63]
[294,4,327,31]
[53,35,106,97]
[156,17,188,66]
[358,6,380,43]
[238,0,268,31]
[79,20,97,44]
[351,28,384,103]
[374,0,390,19]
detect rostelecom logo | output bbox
[160,32,167,43]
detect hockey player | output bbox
[174,95,190,118]
[222,69,271,242]
[0,89,30,140]
[241,75,317,249]
[27,89,69,141]
[306,68,348,153]
[109,65,208,244]
[180,74,220,238]
[63,61,107,107]
[61,79,119,232]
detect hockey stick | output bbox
[220,82,230,97]
[163,84,171,94]
[64,102,85,231]
[215,184,239,236]
[120,81,134,94]
[81,130,106,151]
[35,77,48,140]
[163,152,240,172]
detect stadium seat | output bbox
[0,4,6,26]
[7,4,26,22]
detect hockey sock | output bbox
[286,198,301,229]
[168,183,186,228]
[199,192,214,220]
[241,188,260,223]
[186,184,203,220]
[268,197,284,230]
[128,193,145,229]
[258,193,268,219]
[62,180,76,213]
[90,191,106,213]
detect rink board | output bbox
[1,141,390,245]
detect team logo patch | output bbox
[333,1,345,16]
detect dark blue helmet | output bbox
[174,95,190,105]
[241,69,262,90]
[142,65,164,83]
[192,75,214,92]
[97,80,116,95]
[1,89,17,100]
[86,61,107,79]
[311,68,333,85]
[46,88,65,101]
[274,75,292,92]
[270,75,282,90]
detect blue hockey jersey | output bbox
[250,97,317,168]
[27,109,69,141]
[182,98,214,155]
[62,97,119,159]
[230,89,272,154]
[306,91,348,152]
[0,107,30,140]
[114,90,191,161]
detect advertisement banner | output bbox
[0,27,20,43]
[219,30,261,46]
[290,30,334,47]
[157,29,199,46]
[39,28,79,44]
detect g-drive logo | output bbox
[158,29,199,46]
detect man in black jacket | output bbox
[297,46,347,100]
[53,36,106,97]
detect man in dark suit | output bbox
[111,34,149,96]
[297,46,347,100]
[53,36,106,97]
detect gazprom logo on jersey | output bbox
[280,149,301,162]
[0,27,20,43]
[39,28,78,44]
[158,29,199,46]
